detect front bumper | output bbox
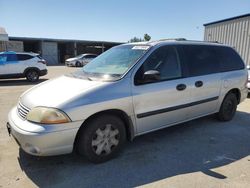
[65,61,74,66]
[7,107,83,156]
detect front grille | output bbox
[17,102,30,120]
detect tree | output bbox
[129,37,143,43]
[129,34,151,43]
[144,33,151,41]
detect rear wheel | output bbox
[25,70,39,82]
[77,115,126,163]
[217,93,238,121]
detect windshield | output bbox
[82,45,150,76]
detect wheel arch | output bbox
[225,88,241,104]
[73,109,135,151]
[23,67,41,75]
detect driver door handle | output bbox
[176,84,186,91]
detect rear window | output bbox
[182,45,220,76]
[37,55,43,59]
[216,47,245,72]
[17,54,34,61]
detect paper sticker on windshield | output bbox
[132,46,150,50]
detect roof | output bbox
[204,13,250,26]
[0,51,39,56]
[124,38,227,47]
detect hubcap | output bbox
[28,71,38,81]
[91,124,119,155]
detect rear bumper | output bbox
[39,69,47,76]
[7,107,82,156]
[241,87,248,102]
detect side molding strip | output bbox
[137,96,219,118]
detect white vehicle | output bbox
[65,53,97,67]
[247,65,250,92]
[0,51,47,82]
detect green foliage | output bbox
[129,33,151,43]
[144,33,151,41]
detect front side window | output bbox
[0,54,7,64]
[135,46,182,85]
[182,45,220,77]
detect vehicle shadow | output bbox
[0,79,48,87]
[18,111,250,188]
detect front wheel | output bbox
[75,61,81,67]
[25,70,39,82]
[77,115,126,163]
[217,93,238,121]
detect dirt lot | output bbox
[0,66,250,188]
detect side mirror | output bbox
[143,70,160,82]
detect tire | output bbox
[75,61,81,67]
[25,69,39,82]
[77,115,126,163]
[217,93,238,121]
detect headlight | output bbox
[26,107,71,124]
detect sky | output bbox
[0,0,249,42]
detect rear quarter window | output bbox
[216,47,245,72]
[17,54,34,61]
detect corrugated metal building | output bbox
[8,37,123,65]
[0,26,122,65]
[0,27,8,51]
[204,13,250,66]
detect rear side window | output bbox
[85,55,97,58]
[217,47,245,72]
[7,54,18,62]
[17,54,34,61]
[182,45,220,77]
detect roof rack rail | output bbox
[157,38,187,42]
[207,40,222,44]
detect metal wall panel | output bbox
[7,41,23,52]
[204,16,250,66]
[42,42,58,65]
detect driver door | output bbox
[132,45,192,134]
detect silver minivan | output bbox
[7,40,248,163]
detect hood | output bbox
[20,75,105,109]
[66,57,78,61]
